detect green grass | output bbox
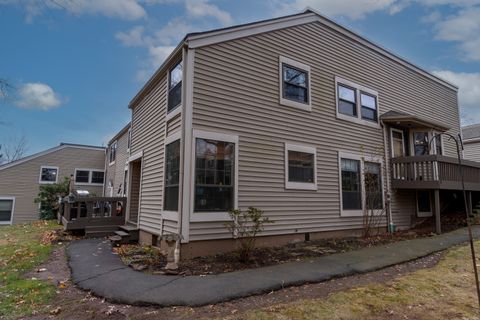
[227,241,480,320]
[0,221,60,319]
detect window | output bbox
[75,170,90,183]
[341,158,362,211]
[285,143,317,190]
[91,171,105,184]
[194,138,235,212]
[0,198,14,224]
[413,131,429,156]
[434,133,443,155]
[364,162,383,210]
[391,128,405,158]
[338,85,356,117]
[168,61,182,112]
[164,140,180,211]
[335,77,379,127]
[279,56,311,111]
[123,169,128,196]
[74,169,104,185]
[39,166,58,184]
[127,128,132,151]
[360,93,377,122]
[417,190,432,217]
[109,142,117,164]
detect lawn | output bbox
[228,241,480,320]
[0,221,60,319]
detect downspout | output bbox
[381,119,395,233]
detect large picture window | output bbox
[164,140,180,211]
[194,138,235,212]
[341,158,362,211]
[168,61,182,112]
[39,166,58,184]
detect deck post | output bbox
[434,189,441,234]
[468,191,473,216]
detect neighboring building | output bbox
[124,9,468,258]
[104,123,131,197]
[0,143,105,225]
[462,124,480,161]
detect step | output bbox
[85,230,117,238]
[119,225,138,232]
[115,230,130,237]
[85,225,120,232]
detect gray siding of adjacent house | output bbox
[189,21,459,240]
[0,146,105,224]
[105,127,130,197]
[130,55,182,236]
[464,141,480,162]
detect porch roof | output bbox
[380,110,450,132]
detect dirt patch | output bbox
[115,230,437,276]
[25,242,444,320]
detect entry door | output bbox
[391,128,406,158]
[127,160,141,224]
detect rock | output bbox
[131,263,147,271]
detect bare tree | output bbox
[0,79,14,101]
[0,135,28,164]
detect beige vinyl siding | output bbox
[189,21,459,240]
[0,146,105,224]
[105,129,130,196]
[166,114,182,136]
[130,54,182,235]
[464,142,480,162]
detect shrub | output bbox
[34,177,70,220]
[225,207,273,262]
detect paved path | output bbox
[68,227,480,306]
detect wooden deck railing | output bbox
[59,196,127,230]
[391,155,480,190]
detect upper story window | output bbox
[127,128,131,151]
[75,170,90,183]
[168,61,182,112]
[285,143,317,190]
[279,56,311,111]
[39,166,58,184]
[91,171,105,184]
[413,131,429,156]
[335,77,379,128]
[109,141,117,164]
[391,128,406,158]
[75,169,104,185]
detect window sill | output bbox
[191,211,231,222]
[336,112,380,129]
[39,181,57,185]
[285,181,317,190]
[279,97,311,112]
[166,105,182,121]
[340,209,363,217]
[0,221,12,225]
[75,183,104,186]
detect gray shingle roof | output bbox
[462,124,480,140]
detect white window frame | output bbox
[279,56,312,112]
[284,143,317,190]
[39,166,59,184]
[190,129,239,222]
[74,168,105,186]
[127,128,132,153]
[416,190,433,217]
[109,141,117,166]
[338,151,384,217]
[390,128,406,158]
[166,60,183,118]
[0,196,15,225]
[432,131,444,155]
[335,76,380,128]
[409,130,444,156]
[162,131,182,220]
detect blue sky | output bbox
[1,0,480,156]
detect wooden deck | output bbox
[58,196,127,231]
[391,155,480,191]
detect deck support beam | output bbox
[434,189,441,234]
[468,191,473,216]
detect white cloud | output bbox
[432,70,480,124]
[0,0,147,21]
[148,45,176,66]
[15,83,62,111]
[115,26,147,47]
[185,0,233,25]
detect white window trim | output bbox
[432,131,444,155]
[0,196,15,225]
[166,60,183,116]
[279,56,312,112]
[74,168,105,186]
[162,131,182,216]
[335,76,380,129]
[390,128,406,158]
[39,166,59,184]
[338,151,385,217]
[127,128,132,153]
[109,141,117,166]
[416,190,433,217]
[285,143,317,190]
[190,129,239,222]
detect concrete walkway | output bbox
[68,226,480,306]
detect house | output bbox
[120,8,473,258]
[0,143,105,225]
[462,124,480,161]
[104,123,131,197]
